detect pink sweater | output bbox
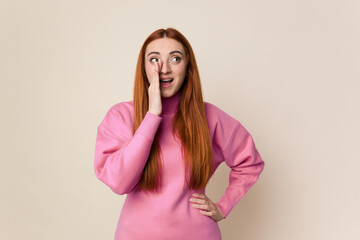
[94,91,265,240]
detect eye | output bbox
[172,56,181,63]
[150,58,158,63]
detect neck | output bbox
[161,91,181,115]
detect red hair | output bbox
[133,28,213,192]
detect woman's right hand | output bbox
[148,60,162,116]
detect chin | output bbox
[161,92,173,98]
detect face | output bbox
[144,38,188,98]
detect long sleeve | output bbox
[216,121,265,218]
[94,106,162,195]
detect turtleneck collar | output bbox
[161,90,181,115]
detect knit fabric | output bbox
[94,91,265,239]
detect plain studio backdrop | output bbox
[1,0,359,239]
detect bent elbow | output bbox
[109,182,136,195]
[95,171,136,195]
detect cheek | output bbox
[173,63,187,77]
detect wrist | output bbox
[148,110,160,116]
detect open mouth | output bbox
[160,78,174,83]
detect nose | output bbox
[160,60,171,74]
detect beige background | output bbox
[1,0,359,239]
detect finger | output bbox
[189,198,206,204]
[191,203,210,210]
[157,59,162,72]
[192,193,206,199]
[155,61,159,74]
[153,61,160,86]
[152,62,157,84]
[199,210,213,217]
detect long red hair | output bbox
[133,28,213,193]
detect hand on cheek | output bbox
[148,60,162,116]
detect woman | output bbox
[94,28,265,240]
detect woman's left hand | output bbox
[189,193,225,222]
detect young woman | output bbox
[94,28,265,240]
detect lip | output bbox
[160,79,174,88]
[160,76,173,80]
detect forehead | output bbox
[145,38,185,55]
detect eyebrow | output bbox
[147,50,184,57]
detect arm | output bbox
[94,107,162,195]
[216,122,265,218]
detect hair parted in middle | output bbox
[132,27,213,193]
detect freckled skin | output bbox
[144,38,188,99]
